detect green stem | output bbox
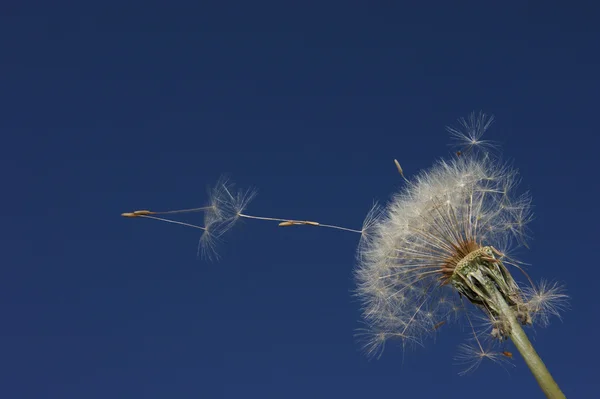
[491,285,566,399]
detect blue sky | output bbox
[2,1,599,398]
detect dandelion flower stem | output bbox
[489,277,566,399]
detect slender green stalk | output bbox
[491,284,566,399]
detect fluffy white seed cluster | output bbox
[198,176,257,260]
[354,113,564,367]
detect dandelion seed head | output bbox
[355,117,535,359]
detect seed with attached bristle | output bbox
[393,159,410,182]
[121,212,138,218]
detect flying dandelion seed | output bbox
[121,176,253,261]
[122,175,374,258]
